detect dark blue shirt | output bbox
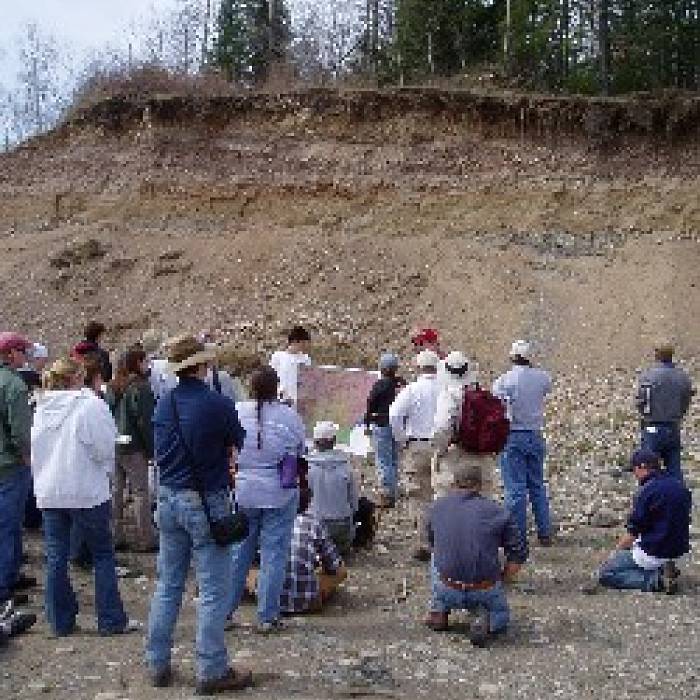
[426,491,527,583]
[154,378,245,494]
[627,470,692,559]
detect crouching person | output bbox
[424,460,527,647]
[598,449,691,594]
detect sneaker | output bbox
[423,611,449,632]
[195,667,253,695]
[6,611,37,637]
[412,547,431,563]
[11,574,37,591]
[101,619,142,636]
[661,561,680,595]
[255,619,286,634]
[150,666,172,688]
[468,606,490,648]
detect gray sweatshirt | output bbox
[307,449,358,520]
[636,362,694,425]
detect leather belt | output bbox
[408,437,432,442]
[440,574,496,591]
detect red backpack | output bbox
[456,387,510,454]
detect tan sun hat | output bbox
[167,335,216,374]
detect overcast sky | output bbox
[0,0,181,90]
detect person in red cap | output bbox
[0,332,35,605]
[410,328,444,358]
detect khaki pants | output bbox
[113,451,157,550]
[432,447,496,499]
[403,441,434,550]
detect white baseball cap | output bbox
[416,349,439,368]
[509,340,531,359]
[313,421,339,440]
[31,343,49,359]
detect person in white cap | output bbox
[492,340,553,547]
[389,349,441,560]
[306,421,358,555]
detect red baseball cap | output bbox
[411,328,440,347]
[0,332,31,354]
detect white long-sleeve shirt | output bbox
[31,389,118,509]
[389,374,440,442]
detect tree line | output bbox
[1,0,698,148]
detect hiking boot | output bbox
[468,606,490,648]
[150,666,172,688]
[195,667,253,695]
[256,619,286,634]
[412,547,431,563]
[423,611,449,632]
[0,593,29,608]
[11,574,37,591]
[661,561,680,595]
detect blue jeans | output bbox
[0,467,32,600]
[599,549,661,592]
[373,425,398,498]
[641,424,682,481]
[70,522,93,569]
[42,500,128,635]
[229,492,298,623]
[500,430,551,542]
[430,565,509,632]
[146,487,233,683]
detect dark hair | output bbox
[250,367,279,449]
[111,348,147,395]
[81,352,103,389]
[288,326,310,344]
[512,355,531,366]
[84,321,106,343]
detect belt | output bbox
[408,437,432,443]
[439,574,496,591]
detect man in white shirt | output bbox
[269,326,312,406]
[492,340,553,547]
[389,350,440,560]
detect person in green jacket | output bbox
[106,347,157,552]
[0,332,34,604]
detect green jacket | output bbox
[106,379,155,459]
[0,363,32,480]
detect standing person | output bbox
[365,352,405,508]
[31,358,136,636]
[269,326,311,406]
[229,366,305,632]
[598,449,691,593]
[307,421,358,555]
[145,336,250,693]
[105,348,157,552]
[0,332,34,605]
[389,350,441,561]
[75,321,113,383]
[635,343,694,482]
[424,460,527,646]
[492,340,553,547]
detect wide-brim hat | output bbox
[167,335,216,374]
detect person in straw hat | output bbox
[424,458,527,646]
[145,335,251,694]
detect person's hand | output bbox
[502,561,521,583]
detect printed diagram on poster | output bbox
[297,365,379,446]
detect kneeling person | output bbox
[598,449,691,594]
[425,460,527,646]
[307,422,358,555]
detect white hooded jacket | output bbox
[31,388,118,509]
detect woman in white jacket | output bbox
[31,358,135,637]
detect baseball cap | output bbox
[416,350,439,368]
[379,352,399,370]
[510,340,531,359]
[630,449,661,470]
[411,328,440,347]
[445,350,469,376]
[0,332,31,354]
[313,421,339,440]
[31,343,49,359]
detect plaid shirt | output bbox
[279,513,342,613]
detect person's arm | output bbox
[224,400,247,452]
[6,382,31,466]
[365,381,383,429]
[389,385,410,443]
[634,370,650,413]
[622,489,653,551]
[680,373,694,417]
[425,503,434,550]
[82,399,118,470]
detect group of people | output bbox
[0,320,694,692]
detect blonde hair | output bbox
[43,358,82,390]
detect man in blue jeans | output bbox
[424,460,527,646]
[635,343,694,482]
[598,449,691,594]
[0,332,34,606]
[365,353,405,508]
[493,340,553,547]
[146,335,251,695]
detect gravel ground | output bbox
[2,454,698,700]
